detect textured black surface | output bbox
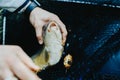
[1,1,120,80]
[38,1,120,80]
[47,0,120,7]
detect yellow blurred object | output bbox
[64,54,73,69]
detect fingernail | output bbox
[31,63,41,72]
[38,78,42,80]
[62,40,65,46]
[30,61,39,69]
[34,65,40,70]
[39,41,43,44]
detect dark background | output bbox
[1,0,120,80]
[51,0,120,6]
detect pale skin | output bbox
[0,7,67,80]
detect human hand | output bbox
[0,45,41,80]
[29,7,68,45]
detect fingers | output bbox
[0,62,15,80]
[29,7,68,45]
[16,48,40,72]
[8,57,41,80]
[0,45,41,80]
[35,21,45,44]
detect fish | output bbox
[32,21,64,71]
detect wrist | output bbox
[14,0,31,13]
[25,0,41,17]
[14,0,41,17]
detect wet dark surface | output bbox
[1,1,120,80]
[50,0,120,6]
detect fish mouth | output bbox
[42,20,60,38]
